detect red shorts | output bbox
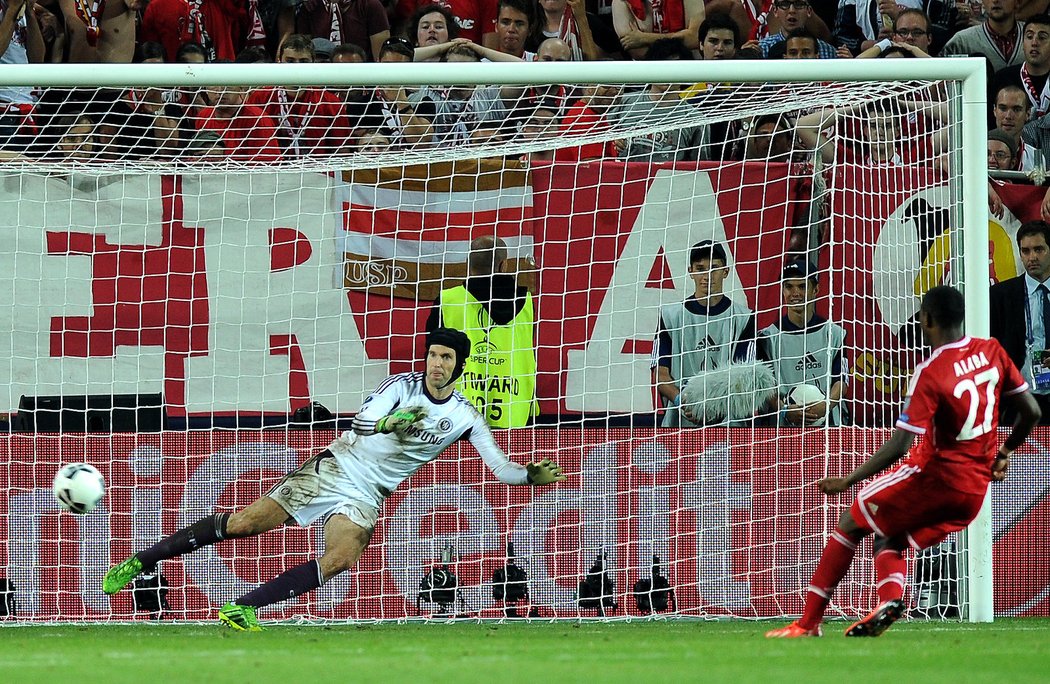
[849,464,986,551]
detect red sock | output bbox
[798,528,862,630]
[874,548,907,603]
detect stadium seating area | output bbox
[0,0,1049,179]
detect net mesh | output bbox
[0,79,946,172]
[0,70,980,622]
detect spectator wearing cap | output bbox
[758,260,847,427]
[312,37,335,60]
[278,0,390,61]
[245,34,353,156]
[988,128,1017,170]
[653,240,759,427]
[378,34,415,61]
[988,126,1018,216]
[990,83,1042,175]
[985,134,1017,226]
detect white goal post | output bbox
[0,57,993,624]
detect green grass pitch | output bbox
[1,619,1047,684]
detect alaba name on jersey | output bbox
[896,336,1028,494]
[327,371,529,505]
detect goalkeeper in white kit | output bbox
[103,328,566,631]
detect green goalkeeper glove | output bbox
[526,459,566,485]
[375,407,425,434]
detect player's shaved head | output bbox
[468,236,508,275]
[921,285,965,330]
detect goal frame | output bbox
[0,57,991,621]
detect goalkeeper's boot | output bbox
[764,621,823,638]
[103,555,144,595]
[218,603,264,632]
[845,599,904,637]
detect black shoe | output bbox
[845,599,905,637]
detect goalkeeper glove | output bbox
[375,407,425,434]
[526,459,566,485]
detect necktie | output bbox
[1038,283,1050,349]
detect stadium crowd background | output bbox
[0,0,1048,193]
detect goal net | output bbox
[0,59,995,623]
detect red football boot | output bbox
[765,621,823,638]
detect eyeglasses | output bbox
[774,1,809,9]
[987,150,1013,160]
[894,29,929,38]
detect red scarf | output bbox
[245,0,267,47]
[556,7,582,60]
[743,0,774,40]
[624,0,685,33]
[186,0,217,60]
[73,0,105,46]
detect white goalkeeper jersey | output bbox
[327,372,530,504]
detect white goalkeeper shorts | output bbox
[267,450,380,531]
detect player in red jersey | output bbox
[766,285,1041,638]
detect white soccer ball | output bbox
[52,463,105,514]
[787,383,828,427]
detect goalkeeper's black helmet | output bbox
[426,327,471,388]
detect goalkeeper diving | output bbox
[102,328,565,631]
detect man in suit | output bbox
[990,219,1050,423]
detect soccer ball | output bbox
[787,383,828,427]
[52,463,106,514]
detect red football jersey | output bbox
[896,336,1028,495]
[196,105,281,163]
[246,87,351,158]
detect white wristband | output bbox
[876,38,893,52]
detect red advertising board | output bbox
[1,428,1046,621]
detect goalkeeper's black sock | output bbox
[137,513,230,569]
[236,559,324,608]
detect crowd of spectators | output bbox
[1,0,1050,211]
[5,0,1050,429]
